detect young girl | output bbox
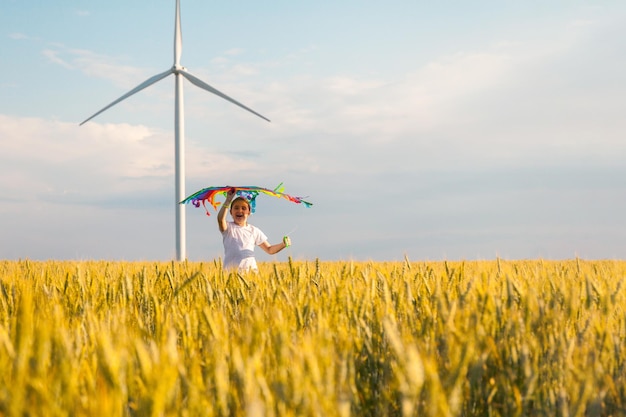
[217,189,291,272]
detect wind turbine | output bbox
[80,0,270,261]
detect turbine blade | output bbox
[180,70,271,122]
[174,0,182,65]
[80,68,173,125]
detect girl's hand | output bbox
[225,188,236,203]
[283,236,291,248]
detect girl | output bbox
[217,189,291,272]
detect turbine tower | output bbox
[80,0,270,261]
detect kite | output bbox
[180,183,313,216]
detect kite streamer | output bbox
[180,183,313,216]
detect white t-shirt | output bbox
[221,222,268,271]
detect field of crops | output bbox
[0,258,625,416]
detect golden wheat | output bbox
[0,258,624,416]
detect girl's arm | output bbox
[259,236,290,255]
[217,189,236,232]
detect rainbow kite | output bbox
[180,183,313,216]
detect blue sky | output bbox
[1,1,625,262]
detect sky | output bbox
[1,1,625,263]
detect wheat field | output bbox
[0,258,624,416]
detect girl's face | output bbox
[230,199,250,226]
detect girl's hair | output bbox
[230,196,251,211]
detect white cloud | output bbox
[0,113,273,206]
[9,32,29,40]
[230,64,259,76]
[42,44,154,90]
[42,49,74,69]
[224,48,244,56]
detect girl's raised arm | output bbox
[217,189,236,232]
